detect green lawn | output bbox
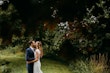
[0,53,72,73]
[42,58,72,73]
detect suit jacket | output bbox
[26,47,35,61]
[26,47,35,73]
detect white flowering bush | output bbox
[68,0,110,54]
[42,23,69,55]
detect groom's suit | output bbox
[26,47,35,73]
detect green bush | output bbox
[0,45,23,56]
[0,65,11,73]
[66,0,110,55]
[69,54,109,73]
[42,24,66,56]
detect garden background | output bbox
[0,0,110,73]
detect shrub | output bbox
[67,0,110,55]
[69,53,110,73]
[0,45,23,55]
[0,65,11,73]
[42,23,67,56]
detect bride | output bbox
[34,41,43,73]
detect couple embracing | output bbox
[25,40,43,73]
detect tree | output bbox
[9,0,99,37]
[67,0,110,55]
[0,4,22,45]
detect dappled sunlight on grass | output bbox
[0,44,72,73]
[0,51,72,73]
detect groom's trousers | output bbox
[27,63,34,73]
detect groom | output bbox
[25,40,37,73]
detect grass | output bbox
[69,53,110,73]
[1,45,110,73]
[0,49,72,73]
[42,58,71,73]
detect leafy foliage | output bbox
[67,0,110,54]
[69,54,109,73]
[42,24,67,55]
[0,3,22,45]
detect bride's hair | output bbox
[38,41,43,57]
[38,41,42,47]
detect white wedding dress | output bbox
[34,49,43,73]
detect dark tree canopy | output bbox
[9,0,99,23]
[0,0,110,45]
